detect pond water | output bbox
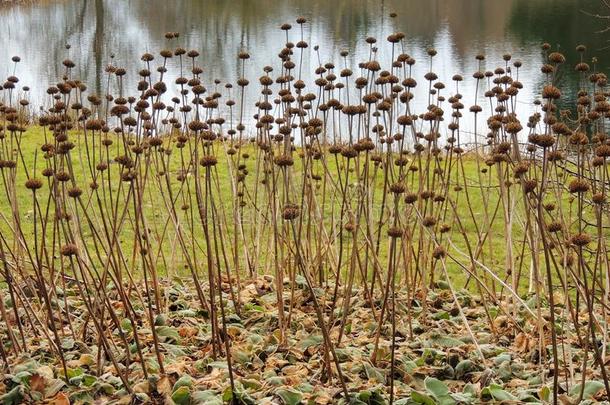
[1,0,609,140]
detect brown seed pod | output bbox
[547,150,564,162]
[592,193,605,204]
[55,171,71,182]
[340,146,358,159]
[542,85,561,100]
[513,162,529,178]
[523,179,537,193]
[544,202,556,211]
[548,52,566,64]
[432,245,446,260]
[595,144,610,157]
[387,226,404,238]
[25,178,43,190]
[282,203,300,221]
[389,182,406,194]
[568,179,590,194]
[274,154,294,167]
[546,221,562,233]
[199,155,218,167]
[422,216,436,227]
[60,243,79,257]
[537,134,556,148]
[67,186,82,198]
[505,121,523,134]
[571,233,591,247]
[404,193,418,204]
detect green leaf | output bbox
[539,385,550,402]
[429,335,464,348]
[411,390,436,405]
[276,387,303,405]
[61,337,75,350]
[294,275,307,288]
[357,389,386,405]
[207,361,228,370]
[132,393,150,403]
[222,386,256,405]
[222,387,234,402]
[82,374,97,387]
[192,390,223,405]
[570,380,605,399]
[154,314,168,326]
[94,382,115,395]
[120,318,133,332]
[172,386,191,405]
[11,371,31,385]
[486,384,518,401]
[241,378,262,390]
[455,360,474,379]
[450,392,474,404]
[173,375,193,392]
[175,309,198,318]
[423,378,456,405]
[156,326,180,343]
[402,360,417,374]
[0,385,24,405]
[425,377,449,398]
[363,362,386,383]
[299,334,323,350]
[432,311,450,320]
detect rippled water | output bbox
[1,0,609,139]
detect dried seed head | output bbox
[571,233,591,247]
[387,226,404,238]
[537,134,556,148]
[55,171,71,182]
[282,204,300,220]
[422,216,436,227]
[505,121,523,134]
[548,52,566,64]
[60,243,79,257]
[595,144,610,157]
[568,179,590,194]
[25,178,43,190]
[341,146,358,159]
[523,179,537,193]
[513,162,529,178]
[67,186,82,198]
[542,85,561,99]
[432,246,446,259]
[575,62,590,72]
[274,154,294,167]
[389,182,406,194]
[546,221,562,233]
[199,155,218,167]
[592,193,605,204]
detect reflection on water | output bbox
[0,0,608,138]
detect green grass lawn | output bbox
[0,125,590,296]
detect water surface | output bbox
[1,0,609,139]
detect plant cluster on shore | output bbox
[0,15,610,404]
